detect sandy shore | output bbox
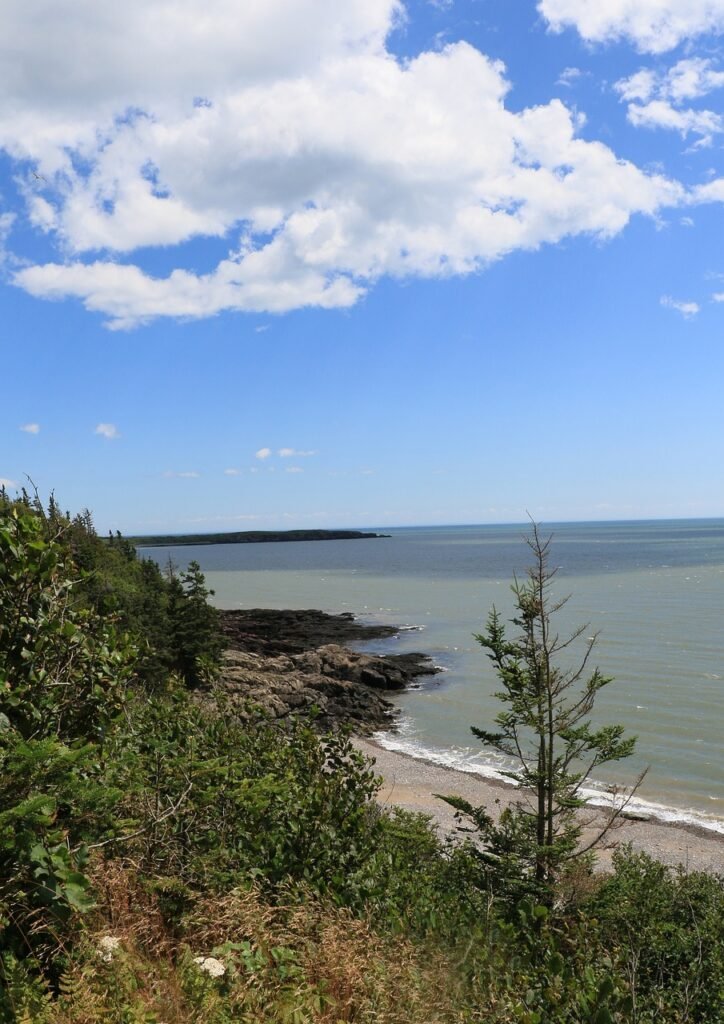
[354,737,724,875]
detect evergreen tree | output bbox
[442,524,640,899]
[167,560,222,687]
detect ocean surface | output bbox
[141,521,724,834]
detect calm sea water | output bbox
[142,521,724,833]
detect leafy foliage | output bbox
[0,503,136,962]
[588,848,724,1023]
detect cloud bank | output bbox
[0,1,692,326]
[539,0,724,53]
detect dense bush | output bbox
[587,848,724,1023]
[0,503,136,968]
[109,694,385,907]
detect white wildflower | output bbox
[97,935,121,962]
[193,955,226,978]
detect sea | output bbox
[140,520,724,835]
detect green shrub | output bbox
[0,504,137,963]
[588,847,724,1022]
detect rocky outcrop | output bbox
[219,649,398,734]
[216,608,439,733]
[293,645,435,691]
[219,608,401,655]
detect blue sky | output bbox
[1,0,723,533]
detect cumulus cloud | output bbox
[162,470,201,478]
[255,447,272,460]
[20,423,40,434]
[660,295,700,317]
[0,478,16,489]
[223,467,241,475]
[616,58,724,144]
[0,1,690,326]
[713,292,724,301]
[278,447,317,457]
[539,0,724,53]
[285,466,304,473]
[95,422,120,439]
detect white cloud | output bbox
[616,69,659,103]
[664,58,724,101]
[20,422,40,434]
[285,466,304,473]
[0,212,16,267]
[0,478,16,489]
[223,467,241,475]
[162,470,200,478]
[0,1,689,327]
[660,295,700,317]
[95,422,120,439]
[628,101,721,142]
[690,177,724,203]
[713,292,724,301]
[255,447,272,460]
[557,66,584,86]
[539,1,724,53]
[616,59,724,144]
[278,447,317,457]
[680,215,694,225]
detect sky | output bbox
[1,0,723,534]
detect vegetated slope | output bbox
[1,492,722,1024]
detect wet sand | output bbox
[354,737,724,875]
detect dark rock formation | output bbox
[220,608,400,655]
[219,649,399,734]
[216,608,438,733]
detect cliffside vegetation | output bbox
[0,491,722,1023]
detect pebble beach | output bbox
[354,737,724,876]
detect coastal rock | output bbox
[220,608,400,655]
[215,609,440,733]
[218,649,398,734]
[292,644,433,690]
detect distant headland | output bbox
[129,528,390,548]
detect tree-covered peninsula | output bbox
[129,528,390,548]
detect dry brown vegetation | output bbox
[41,860,467,1024]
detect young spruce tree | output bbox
[443,524,641,898]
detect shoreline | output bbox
[214,604,723,874]
[354,735,724,875]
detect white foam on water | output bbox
[372,728,724,837]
